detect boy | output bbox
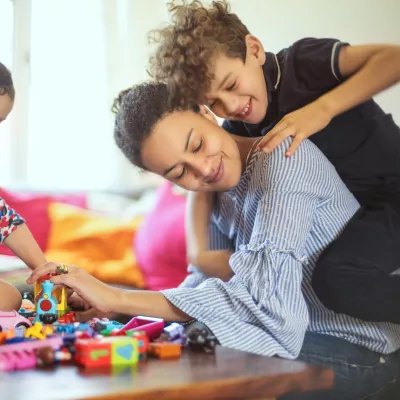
[148,0,400,322]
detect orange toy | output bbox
[147,342,181,359]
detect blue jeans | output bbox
[281,332,400,400]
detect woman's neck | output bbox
[234,136,261,172]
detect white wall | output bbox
[229,0,400,123]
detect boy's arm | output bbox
[185,191,233,281]
[260,42,400,156]
[0,198,47,269]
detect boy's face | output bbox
[205,35,268,125]
[0,95,13,124]
[141,109,242,192]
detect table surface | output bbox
[0,346,333,400]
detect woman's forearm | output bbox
[112,288,193,322]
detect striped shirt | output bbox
[162,138,400,359]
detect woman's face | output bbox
[141,109,242,192]
[0,94,13,124]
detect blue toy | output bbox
[33,280,58,324]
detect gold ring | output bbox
[56,263,68,275]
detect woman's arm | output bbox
[185,191,233,281]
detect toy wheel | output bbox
[15,322,30,334]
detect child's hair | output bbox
[0,62,15,100]
[112,82,197,170]
[148,0,249,107]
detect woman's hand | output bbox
[26,262,120,314]
[257,101,332,157]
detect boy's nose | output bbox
[219,93,239,117]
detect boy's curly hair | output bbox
[112,82,196,170]
[0,62,15,100]
[148,0,249,107]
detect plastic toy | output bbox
[163,323,186,344]
[75,336,139,368]
[147,342,181,359]
[186,328,217,353]
[33,280,59,324]
[0,310,32,333]
[119,316,164,340]
[131,331,148,356]
[25,322,47,339]
[0,336,63,371]
[34,274,68,317]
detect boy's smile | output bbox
[205,35,269,125]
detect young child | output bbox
[148,0,400,322]
[0,62,53,310]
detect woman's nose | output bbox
[188,155,213,178]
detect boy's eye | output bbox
[193,139,203,153]
[226,81,237,91]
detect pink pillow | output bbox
[134,182,188,290]
[0,188,86,256]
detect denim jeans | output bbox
[281,332,400,400]
[185,322,400,399]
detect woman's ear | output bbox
[199,105,218,125]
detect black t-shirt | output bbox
[223,37,400,205]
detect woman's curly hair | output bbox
[148,0,249,108]
[0,62,15,100]
[112,82,197,170]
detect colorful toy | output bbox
[147,342,181,359]
[0,310,32,333]
[34,274,68,318]
[33,280,59,324]
[75,336,139,368]
[119,316,164,340]
[0,336,63,371]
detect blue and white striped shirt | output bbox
[162,138,400,359]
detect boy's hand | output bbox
[257,101,332,157]
[26,262,119,314]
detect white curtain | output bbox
[13,0,166,191]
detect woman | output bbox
[28,82,400,399]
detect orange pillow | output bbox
[45,202,145,288]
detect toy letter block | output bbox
[75,339,111,368]
[148,342,181,359]
[75,337,139,368]
[110,337,139,365]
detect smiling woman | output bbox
[113,82,245,192]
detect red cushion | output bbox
[134,182,188,290]
[0,188,87,255]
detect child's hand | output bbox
[257,101,332,157]
[26,262,119,314]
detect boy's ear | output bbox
[199,105,218,125]
[245,35,266,66]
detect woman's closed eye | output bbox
[193,139,203,153]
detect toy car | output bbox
[0,311,32,333]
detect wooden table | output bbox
[0,346,333,400]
